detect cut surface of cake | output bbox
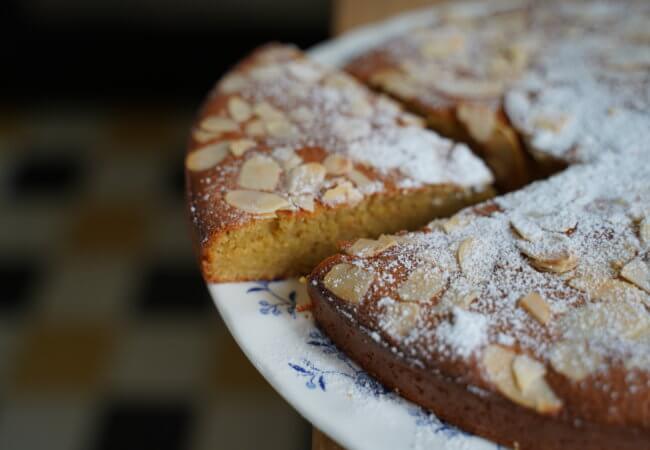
[186,45,493,282]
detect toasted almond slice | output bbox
[457,103,496,143]
[567,276,606,296]
[457,237,492,282]
[238,155,282,191]
[229,139,256,157]
[535,212,578,233]
[290,106,315,125]
[322,181,363,206]
[533,114,569,133]
[323,154,352,175]
[291,194,315,212]
[192,129,220,143]
[266,119,298,138]
[400,112,425,127]
[348,98,373,118]
[347,169,374,190]
[442,215,471,233]
[272,147,303,171]
[397,266,446,302]
[225,190,290,215]
[419,34,465,58]
[550,341,603,382]
[440,279,479,310]
[228,96,252,122]
[199,116,239,134]
[286,162,326,193]
[382,302,420,337]
[322,263,374,304]
[435,77,504,99]
[253,101,284,120]
[185,142,229,171]
[219,74,248,93]
[621,257,650,293]
[510,213,544,242]
[245,119,265,136]
[484,345,562,414]
[640,216,650,245]
[286,61,322,82]
[371,70,418,98]
[512,354,546,394]
[346,235,397,258]
[250,65,283,82]
[594,279,647,303]
[518,235,578,274]
[518,292,551,325]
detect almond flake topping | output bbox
[286,163,326,193]
[265,119,298,138]
[381,302,420,337]
[347,169,374,190]
[227,96,253,122]
[397,266,446,302]
[219,74,248,93]
[185,142,229,172]
[244,119,265,137]
[550,341,604,382]
[238,155,282,191]
[510,213,544,242]
[346,235,397,258]
[199,116,239,134]
[229,139,256,157]
[640,216,650,245]
[518,234,578,273]
[253,101,284,120]
[620,256,650,293]
[457,103,496,143]
[224,190,290,215]
[290,194,315,212]
[322,181,363,206]
[483,345,562,414]
[322,263,374,304]
[323,154,353,175]
[518,292,551,325]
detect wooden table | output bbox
[311,1,445,448]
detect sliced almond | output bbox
[225,190,290,215]
[567,275,606,297]
[550,341,603,382]
[322,263,374,304]
[272,147,303,171]
[219,74,248,94]
[347,169,374,190]
[346,235,397,258]
[229,139,256,157]
[510,214,544,242]
[227,96,252,122]
[323,154,352,175]
[199,116,239,134]
[381,302,420,337]
[249,65,283,82]
[442,215,471,233]
[291,194,315,212]
[266,119,298,139]
[594,279,647,303]
[348,98,373,118]
[245,119,266,136]
[533,114,569,133]
[457,237,492,282]
[322,181,363,206]
[434,77,504,99]
[512,354,546,394]
[518,292,551,325]
[253,101,284,120]
[397,266,446,302]
[192,128,219,143]
[185,142,229,171]
[620,256,650,293]
[290,106,315,125]
[640,216,650,245]
[419,34,465,58]
[518,235,578,273]
[440,279,479,310]
[457,103,496,143]
[286,163,326,193]
[483,345,562,414]
[238,155,282,191]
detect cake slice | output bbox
[309,154,650,450]
[186,45,493,282]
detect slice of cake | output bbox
[186,45,493,282]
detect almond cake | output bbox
[187,0,650,447]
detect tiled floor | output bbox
[0,105,310,450]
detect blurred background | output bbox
[1,1,329,449]
[0,0,442,449]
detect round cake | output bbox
[187,0,650,448]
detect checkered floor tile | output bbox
[0,105,309,450]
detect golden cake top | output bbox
[186,45,492,245]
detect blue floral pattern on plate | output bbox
[248,281,297,318]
